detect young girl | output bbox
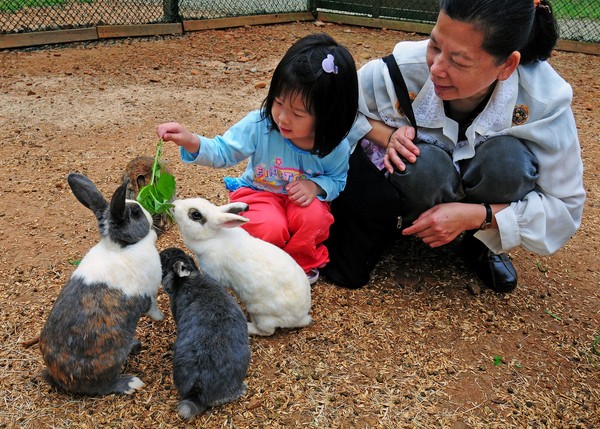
[157,33,368,284]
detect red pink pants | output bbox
[229,187,333,273]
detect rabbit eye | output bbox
[188,209,204,223]
[130,204,143,218]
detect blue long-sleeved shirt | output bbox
[181,110,370,201]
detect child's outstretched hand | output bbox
[156,122,200,154]
[286,179,322,207]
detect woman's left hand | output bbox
[402,202,483,247]
[384,126,419,173]
[286,180,321,207]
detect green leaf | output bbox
[592,332,600,356]
[493,355,503,366]
[136,139,176,218]
[544,309,562,321]
[536,260,549,273]
[155,172,176,199]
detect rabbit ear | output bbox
[67,173,108,216]
[215,212,249,229]
[221,202,248,215]
[110,180,129,222]
[135,174,147,191]
[174,260,191,277]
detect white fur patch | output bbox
[124,377,145,394]
[73,232,161,296]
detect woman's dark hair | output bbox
[439,0,558,64]
[261,32,359,158]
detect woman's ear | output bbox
[498,51,521,81]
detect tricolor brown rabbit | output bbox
[39,173,163,395]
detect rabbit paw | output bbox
[123,377,145,394]
[247,322,275,336]
[147,306,164,321]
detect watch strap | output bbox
[480,203,493,230]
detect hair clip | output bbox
[322,54,338,74]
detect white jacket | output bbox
[355,39,585,255]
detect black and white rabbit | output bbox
[39,173,163,395]
[170,197,312,336]
[160,247,251,419]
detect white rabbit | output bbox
[160,247,250,419]
[39,173,163,395]
[170,197,312,336]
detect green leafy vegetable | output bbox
[136,139,176,220]
[592,331,600,356]
[536,260,549,273]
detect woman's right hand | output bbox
[156,122,200,153]
[383,126,419,173]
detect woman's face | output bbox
[426,11,518,105]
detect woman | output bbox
[324,0,585,292]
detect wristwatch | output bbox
[480,203,493,230]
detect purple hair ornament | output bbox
[322,54,338,74]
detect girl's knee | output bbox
[243,217,289,247]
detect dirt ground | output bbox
[0,21,598,428]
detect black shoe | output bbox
[460,232,518,293]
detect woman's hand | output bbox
[384,126,419,173]
[402,202,486,247]
[156,122,200,154]
[286,179,321,207]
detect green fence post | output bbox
[373,0,381,19]
[163,0,179,23]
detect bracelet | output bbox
[479,203,493,230]
[386,128,396,148]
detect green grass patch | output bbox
[553,0,600,20]
[0,0,93,13]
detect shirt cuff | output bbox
[179,135,202,163]
[497,205,521,249]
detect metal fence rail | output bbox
[1,0,599,46]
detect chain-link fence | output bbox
[1,0,599,44]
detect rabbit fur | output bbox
[170,197,312,336]
[160,247,250,419]
[39,173,163,395]
[121,155,174,235]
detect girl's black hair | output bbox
[439,0,558,65]
[261,32,358,158]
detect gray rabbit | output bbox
[160,247,250,419]
[39,173,163,395]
